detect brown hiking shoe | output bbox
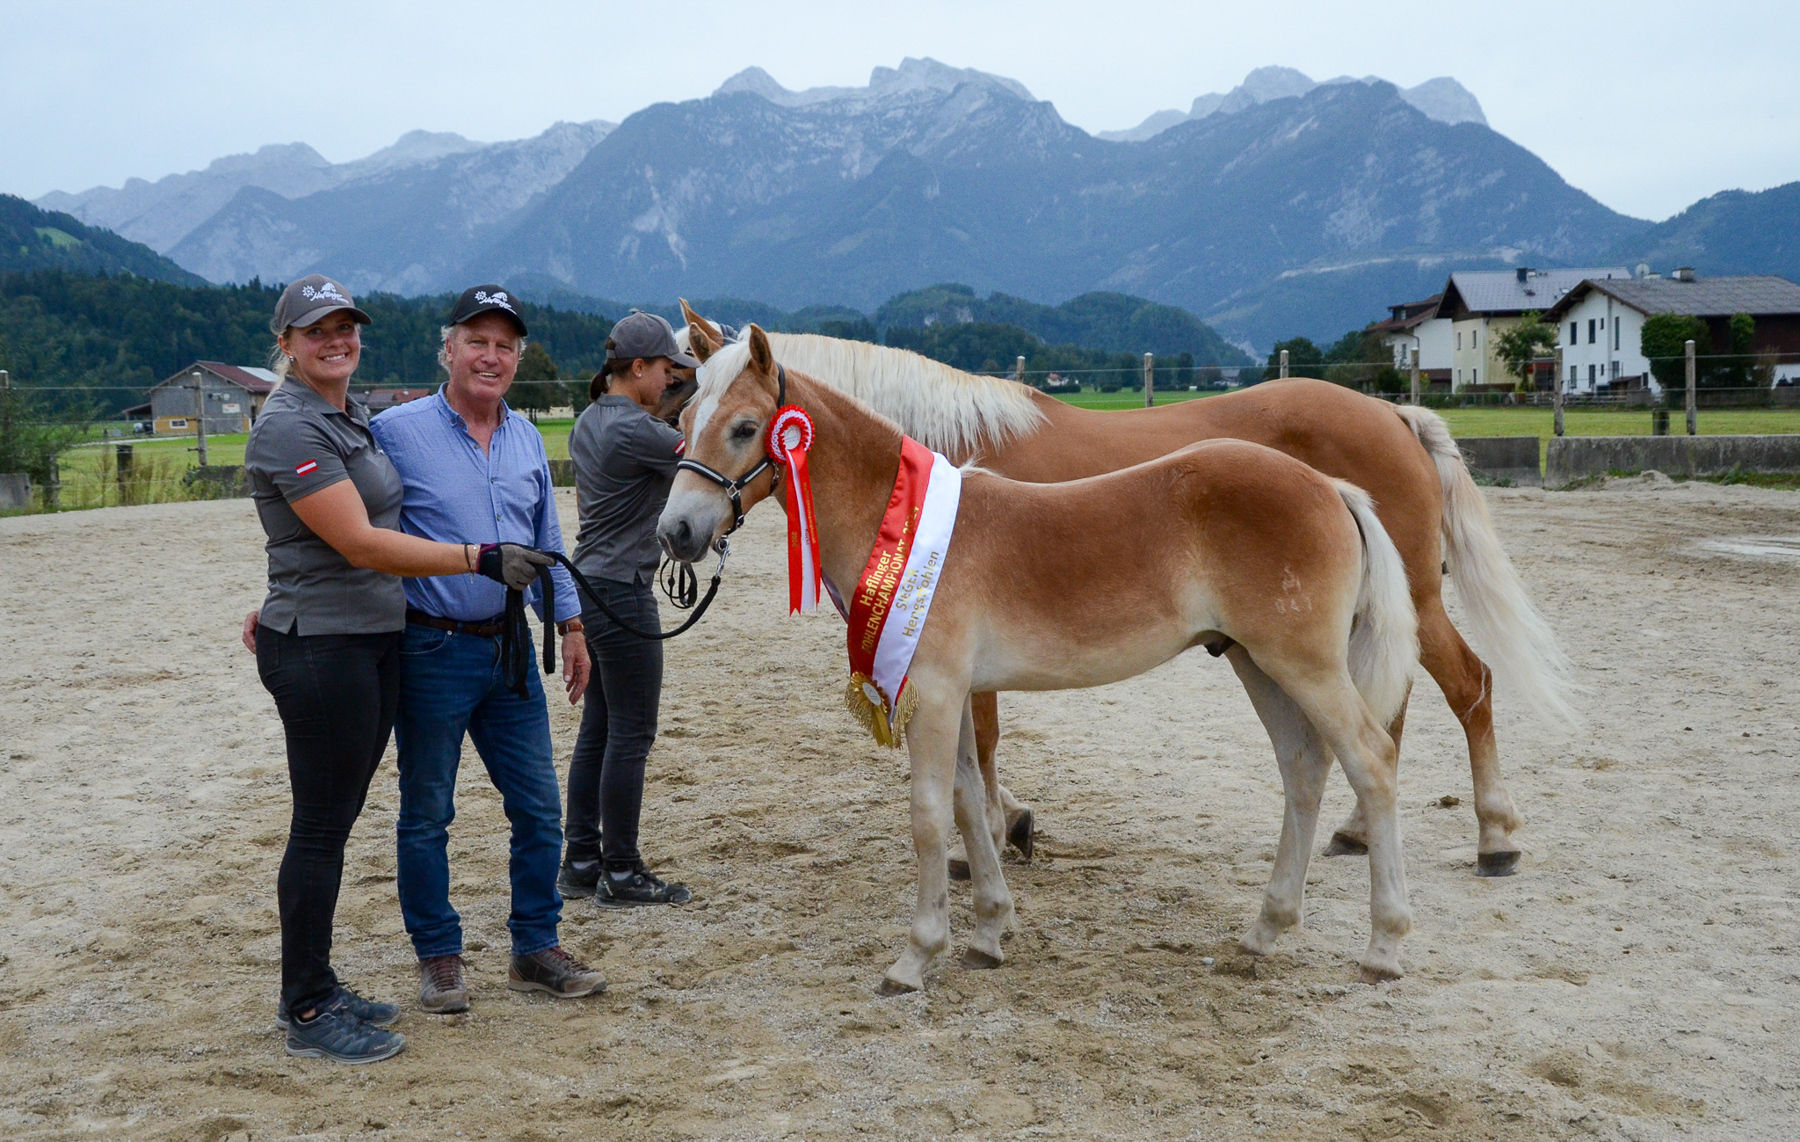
[418,954,469,1014]
[508,945,606,998]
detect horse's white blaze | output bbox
[689,338,752,442]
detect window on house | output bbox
[1570,321,1578,344]
[1456,331,1462,350]
[1472,368,1478,384]
[1588,319,1596,344]
[1569,365,1577,383]
[1588,364,1596,386]
[1614,323,1620,351]
[1612,360,1620,378]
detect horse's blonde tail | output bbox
[1394,405,1580,727]
[1338,480,1419,728]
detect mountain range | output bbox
[32,59,1800,352]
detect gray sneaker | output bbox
[284,993,406,1065]
[276,985,400,1031]
[508,945,606,998]
[418,953,470,1014]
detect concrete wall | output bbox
[0,472,30,510]
[1546,434,1800,488]
[1453,436,1541,486]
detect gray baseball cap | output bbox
[605,310,700,369]
[271,274,372,333]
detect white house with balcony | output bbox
[1540,270,1800,395]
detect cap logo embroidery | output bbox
[301,282,350,305]
[475,290,516,313]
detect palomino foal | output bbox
[659,325,1421,992]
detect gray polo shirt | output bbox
[245,380,407,634]
[569,394,684,585]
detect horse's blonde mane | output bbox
[765,333,1046,459]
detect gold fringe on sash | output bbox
[845,672,921,748]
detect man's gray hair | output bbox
[439,323,528,374]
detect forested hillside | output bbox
[0,195,207,284]
[0,271,1253,416]
[0,272,615,414]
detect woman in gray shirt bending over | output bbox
[558,311,699,908]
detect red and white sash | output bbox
[844,436,962,746]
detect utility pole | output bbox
[1409,347,1421,406]
[1685,339,1698,435]
[190,368,209,466]
[1143,353,1154,407]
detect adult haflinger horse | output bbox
[675,303,1575,877]
[659,324,1421,993]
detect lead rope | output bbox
[524,546,729,657]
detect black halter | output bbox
[674,363,788,542]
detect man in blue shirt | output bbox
[370,285,604,1013]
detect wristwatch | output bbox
[557,617,585,637]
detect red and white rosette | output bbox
[768,405,822,613]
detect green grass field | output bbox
[36,399,1800,511]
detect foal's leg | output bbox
[1289,678,1412,981]
[1323,682,1404,857]
[1418,606,1521,875]
[949,692,1034,881]
[1327,602,1522,876]
[954,700,1014,968]
[975,692,1035,857]
[882,695,963,995]
[1226,649,1333,957]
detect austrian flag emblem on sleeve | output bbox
[294,460,318,477]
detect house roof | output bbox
[1440,267,1631,319]
[149,361,279,395]
[1540,274,1800,322]
[1367,294,1443,335]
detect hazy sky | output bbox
[5,0,1797,222]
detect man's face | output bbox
[445,312,522,404]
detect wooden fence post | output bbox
[1014,356,1026,385]
[1685,339,1698,435]
[1143,353,1154,407]
[1410,347,1421,405]
[1279,349,1289,379]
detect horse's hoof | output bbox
[877,975,919,997]
[1358,960,1404,985]
[947,856,972,882]
[1006,809,1035,861]
[1323,832,1368,857]
[1476,850,1521,877]
[961,945,1003,970]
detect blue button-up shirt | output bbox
[370,388,577,623]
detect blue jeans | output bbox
[394,623,563,959]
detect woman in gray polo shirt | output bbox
[244,275,547,1064]
[558,311,699,908]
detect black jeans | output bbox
[565,576,662,871]
[255,624,401,1017]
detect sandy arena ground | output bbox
[2,477,1798,1140]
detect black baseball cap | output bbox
[271,274,372,333]
[447,284,528,337]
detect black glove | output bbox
[476,543,553,591]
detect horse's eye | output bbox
[731,422,758,442]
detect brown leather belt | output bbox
[406,608,507,638]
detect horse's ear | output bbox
[747,324,774,376]
[680,298,720,362]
